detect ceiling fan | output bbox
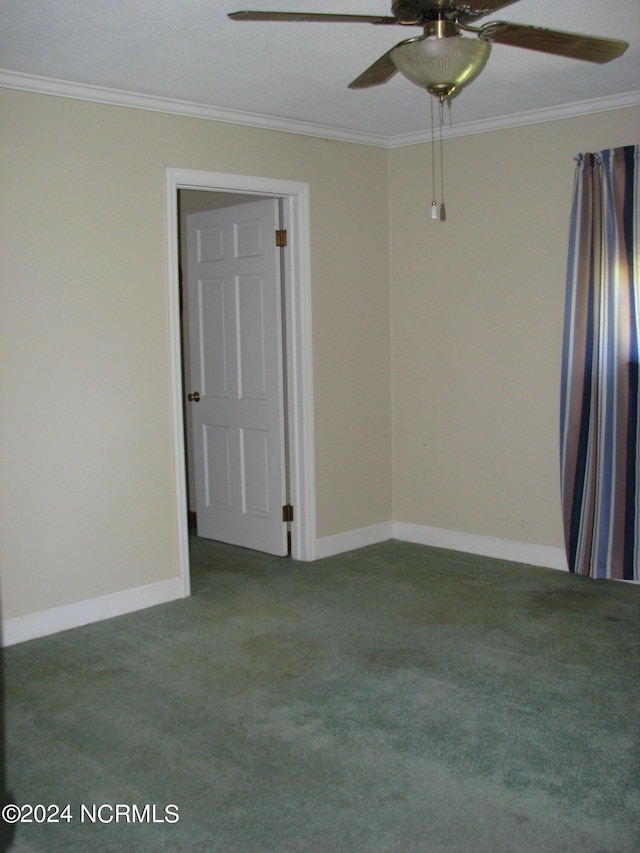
[229,1,629,102]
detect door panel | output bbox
[237,276,268,398]
[186,199,288,556]
[240,428,270,515]
[199,278,229,396]
[203,424,232,509]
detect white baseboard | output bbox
[2,524,568,646]
[2,576,186,647]
[392,522,568,571]
[314,520,567,569]
[313,522,394,560]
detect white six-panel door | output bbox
[186,199,288,556]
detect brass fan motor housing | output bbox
[391,0,454,24]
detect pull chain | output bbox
[430,96,438,220]
[429,95,447,221]
[438,97,446,222]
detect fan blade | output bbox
[229,11,398,25]
[482,21,629,63]
[348,49,399,89]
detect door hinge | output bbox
[275,229,287,248]
[282,504,294,523]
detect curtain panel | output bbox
[560,145,639,580]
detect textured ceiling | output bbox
[1,0,639,142]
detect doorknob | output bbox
[187,391,201,402]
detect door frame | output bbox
[166,168,317,595]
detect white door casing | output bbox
[166,168,316,597]
[186,199,288,555]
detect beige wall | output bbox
[0,89,391,619]
[389,107,639,547]
[1,86,637,624]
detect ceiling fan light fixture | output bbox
[390,21,491,100]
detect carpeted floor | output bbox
[2,538,639,852]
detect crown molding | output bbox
[2,69,639,150]
[386,90,640,147]
[0,69,389,148]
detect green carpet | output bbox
[2,539,639,851]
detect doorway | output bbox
[166,169,317,596]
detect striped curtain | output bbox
[560,145,639,580]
